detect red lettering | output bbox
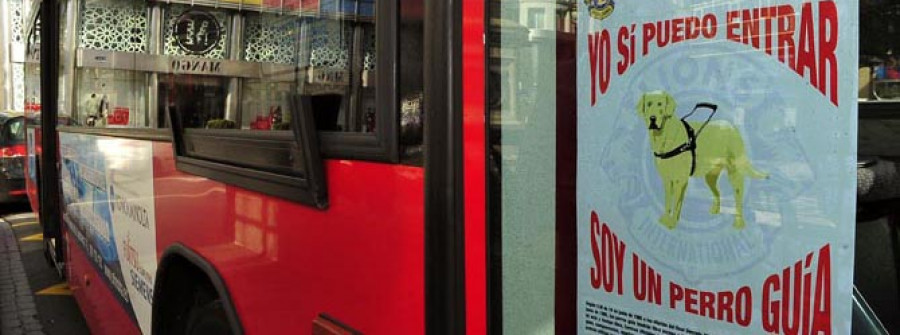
[633,254,646,301]
[672,18,685,44]
[601,224,615,293]
[741,8,761,48]
[699,291,715,318]
[761,7,777,55]
[642,23,656,56]
[668,283,751,325]
[717,291,734,323]
[795,3,817,88]
[669,282,684,309]
[783,262,802,335]
[618,26,630,75]
[802,252,814,335]
[632,254,662,305]
[656,20,671,47]
[735,286,752,327]
[615,235,625,295]
[760,245,834,334]
[600,223,626,295]
[701,14,717,39]
[685,16,701,40]
[762,274,781,332]
[589,214,625,295]
[777,5,796,69]
[684,287,698,315]
[726,11,741,42]
[589,33,599,106]
[588,31,612,105]
[812,245,832,334]
[590,212,602,289]
[818,1,838,106]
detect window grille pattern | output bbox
[244,14,299,65]
[9,0,23,44]
[363,25,375,71]
[307,20,351,70]
[79,0,148,53]
[12,64,24,112]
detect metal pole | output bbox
[225,13,242,123]
[148,4,162,127]
[39,0,62,246]
[61,0,78,118]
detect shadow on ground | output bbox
[2,202,90,335]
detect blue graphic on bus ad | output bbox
[576,1,857,334]
[59,133,137,323]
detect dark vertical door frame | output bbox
[424,0,465,333]
[39,0,62,245]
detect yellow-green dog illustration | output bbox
[637,91,767,230]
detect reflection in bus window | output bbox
[861,1,900,100]
[162,75,228,129]
[80,0,148,53]
[241,13,300,130]
[399,0,424,162]
[300,16,375,133]
[162,4,231,130]
[74,0,150,128]
[24,10,40,127]
[164,4,229,59]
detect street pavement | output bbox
[0,203,89,335]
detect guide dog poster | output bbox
[576,1,857,333]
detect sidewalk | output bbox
[0,219,44,335]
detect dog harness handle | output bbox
[652,103,716,176]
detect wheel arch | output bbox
[152,243,245,335]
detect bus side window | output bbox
[167,1,404,163]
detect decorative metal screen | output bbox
[9,0,24,44]
[79,0,149,53]
[12,64,25,112]
[307,19,351,70]
[243,14,299,64]
[164,4,228,59]
[363,25,375,71]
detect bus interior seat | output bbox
[855,121,900,332]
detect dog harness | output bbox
[654,120,698,176]
[652,103,718,177]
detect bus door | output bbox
[24,0,70,270]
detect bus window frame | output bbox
[63,0,400,164]
[169,94,329,209]
[316,0,400,163]
[160,1,400,207]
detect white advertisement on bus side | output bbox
[577,1,857,334]
[60,133,158,335]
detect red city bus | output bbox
[21,0,899,334]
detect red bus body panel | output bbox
[25,127,41,217]
[66,230,142,335]
[462,0,487,333]
[150,143,425,334]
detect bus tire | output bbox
[185,299,232,335]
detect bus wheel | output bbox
[185,299,232,335]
